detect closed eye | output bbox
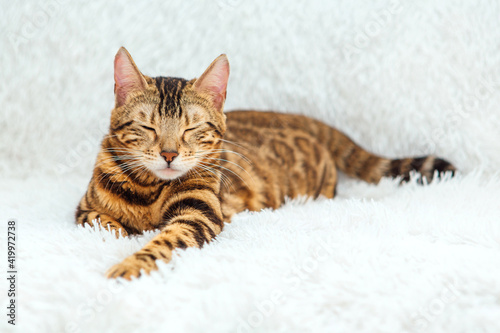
[140,125,157,133]
[182,126,200,141]
[184,127,198,133]
[140,125,158,141]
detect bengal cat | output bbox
[76,47,455,280]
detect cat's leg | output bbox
[76,209,129,238]
[106,189,223,280]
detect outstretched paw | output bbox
[106,255,158,280]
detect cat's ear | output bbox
[193,54,230,111]
[114,47,147,107]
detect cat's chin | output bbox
[154,167,186,180]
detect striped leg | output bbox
[106,188,223,280]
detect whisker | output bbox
[195,164,234,191]
[198,161,250,189]
[94,156,143,169]
[195,149,252,165]
[102,148,143,154]
[219,138,250,151]
[203,157,255,185]
[96,160,144,185]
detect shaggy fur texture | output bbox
[1,1,499,332]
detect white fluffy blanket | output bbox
[1,1,500,332]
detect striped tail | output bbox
[322,126,456,184]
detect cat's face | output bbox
[106,48,229,181]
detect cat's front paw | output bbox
[108,225,128,238]
[106,255,158,280]
[102,221,129,238]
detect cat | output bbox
[76,47,455,280]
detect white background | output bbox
[1,1,499,332]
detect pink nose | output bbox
[160,151,178,163]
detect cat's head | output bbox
[106,47,229,181]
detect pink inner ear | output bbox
[194,55,230,110]
[114,48,146,107]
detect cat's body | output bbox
[76,48,455,279]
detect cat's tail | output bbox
[320,124,456,184]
